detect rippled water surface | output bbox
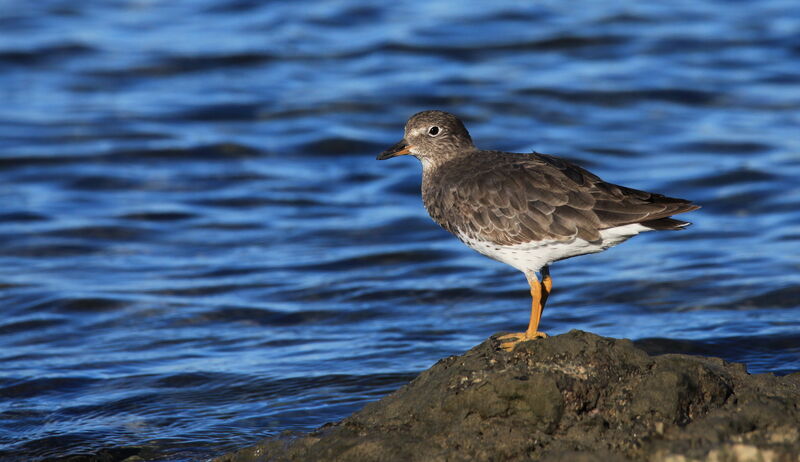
[2,1,800,460]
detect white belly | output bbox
[458,223,650,275]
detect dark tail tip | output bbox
[641,217,692,230]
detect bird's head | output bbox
[377,110,475,165]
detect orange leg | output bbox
[498,266,552,352]
[541,265,552,310]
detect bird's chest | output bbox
[421,173,461,234]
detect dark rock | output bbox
[40,446,155,462]
[215,330,800,462]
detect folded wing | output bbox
[434,152,699,246]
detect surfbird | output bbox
[377,110,699,351]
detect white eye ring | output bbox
[428,126,441,137]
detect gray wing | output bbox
[433,152,699,246]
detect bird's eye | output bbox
[428,126,440,136]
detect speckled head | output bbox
[377,110,475,164]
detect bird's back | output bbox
[422,150,699,247]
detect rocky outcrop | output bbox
[215,330,800,462]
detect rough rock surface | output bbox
[215,330,800,462]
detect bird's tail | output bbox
[641,217,692,230]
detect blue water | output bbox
[1,1,799,460]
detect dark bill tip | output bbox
[377,140,411,160]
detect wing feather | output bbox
[422,150,698,246]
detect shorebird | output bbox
[377,110,699,351]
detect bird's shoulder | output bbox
[424,150,599,244]
[432,149,598,203]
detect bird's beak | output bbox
[377,140,412,160]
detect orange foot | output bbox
[497,331,548,352]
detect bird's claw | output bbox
[497,331,548,352]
